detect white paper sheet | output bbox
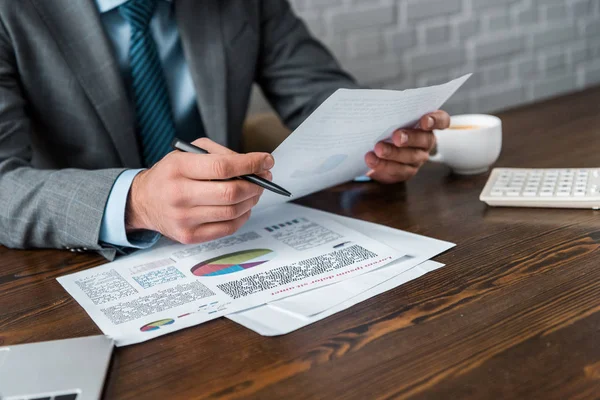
[227,260,445,336]
[57,204,404,346]
[257,74,471,210]
[267,210,454,317]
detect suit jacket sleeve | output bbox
[0,19,121,259]
[256,0,362,129]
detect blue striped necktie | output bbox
[120,0,176,167]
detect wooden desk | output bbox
[2,88,600,399]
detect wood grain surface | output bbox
[1,88,600,399]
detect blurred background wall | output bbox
[249,0,600,116]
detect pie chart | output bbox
[140,318,175,332]
[191,249,275,277]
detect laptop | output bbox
[0,335,114,400]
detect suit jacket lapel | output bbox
[30,0,142,167]
[175,0,228,146]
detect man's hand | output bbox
[365,110,451,184]
[126,138,273,244]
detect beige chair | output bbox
[242,113,291,154]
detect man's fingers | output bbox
[172,196,260,226]
[171,210,253,245]
[373,143,430,166]
[175,179,264,206]
[390,130,436,151]
[185,138,275,178]
[256,170,273,181]
[189,211,252,243]
[175,152,274,180]
[420,110,451,130]
[365,153,418,184]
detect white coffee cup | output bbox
[430,114,502,175]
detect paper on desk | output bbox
[268,210,454,317]
[57,204,404,346]
[257,74,471,210]
[228,260,445,336]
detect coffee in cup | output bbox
[431,114,502,175]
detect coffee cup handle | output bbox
[429,152,444,163]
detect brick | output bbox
[329,4,396,34]
[444,93,470,115]
[570,44,588,66]
[423,23,451,45]
[346,58,403,85]
[534,0,564,5]
[532,25,578,48]
[348,31,383,59]
[533,75,577,99]
[540,51,568,75]
[455,19,480,40]
[309,0,344,8]
[458,72,481,91]
[385,28,416,53]
[487,12,511,31]
[583,19,600,38]
[474,34,526,62]
[410,47,466,72]
[515,6,537,24]
[417,72,450,87]
[571,0,593,17]
[587,38,600,60]
[516,58,540,79]
[579,61,600,86]
[474,87,525,112]
[544,4,566,20]
[472,0,519,10]
[485,64,511,84]
[406,0,462,19]
[289,0,309,11]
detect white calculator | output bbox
[480,168,600,209]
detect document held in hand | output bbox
[257,74,471,209]
[57,76,469,346]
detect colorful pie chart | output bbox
[140,318,175,332]
[191,249,275,277]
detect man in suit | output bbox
[0,0,450,259]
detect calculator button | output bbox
[556,191,570,197]
[574,191,586,197]
[523,191,537,197]
[540,191,553,196]
[507,190,520,196]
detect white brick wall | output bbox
[250,0,600,116]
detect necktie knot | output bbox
[120,0,158,31]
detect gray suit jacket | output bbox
[0,0,358,259]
